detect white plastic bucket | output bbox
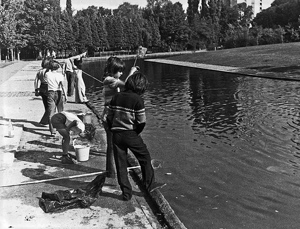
[74,145,90,162]
[83,112,92,124]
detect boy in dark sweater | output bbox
[107,71,165,201]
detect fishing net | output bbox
[38,173,106,213]
[137,46,147,58]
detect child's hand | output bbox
[79,133,87,138]
[129,66,139,76]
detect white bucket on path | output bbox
[74,144,90,162]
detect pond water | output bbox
[83,59,300,229]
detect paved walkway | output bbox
[0,61,168,229]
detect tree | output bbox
[200,0,209,18]
[0,0,28,61]
[113,16,125,49]
[187,0,200,25]
[66,0,72,16]
[61,11,75,55]
[96,14,108,51]
[116,2,140,18]
[149,17,161,47]
[76,16,92,52]
[43,16,59,51]
[86,7,101,53]
[158,2,189,50]
[254,0,300,28]
[23,0,60,58]
[105,16,114,49]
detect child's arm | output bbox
[136,123,145,135]
[59,81,67,103]
[69,52,87,60]
[34,72,40,96]
[104,77,124,89]
[106,103,114,129]
[125,66,139,82]
[66,120,78,132]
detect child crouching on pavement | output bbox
[51,111,95,164]
[106,71,166,201]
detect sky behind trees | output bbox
[60,0,273,12]
[60,0,188,11]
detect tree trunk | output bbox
[38,51,42,59]
[10,48,14,61]
[17,49,20,61]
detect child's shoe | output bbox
[61,155,75,164]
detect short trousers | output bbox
[51,113,67,129]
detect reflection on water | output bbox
[83,59,300,229]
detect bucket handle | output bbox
[72,138,90,148]
[72,139,77,147]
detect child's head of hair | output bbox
[41,57,52,69]
[125,71,148,95]
[74,57,83,70]
[49,60,61,71]
[104,56,125,77]
[79,123,96,140]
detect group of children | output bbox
[34,54,165,200]
[34,51,89,164]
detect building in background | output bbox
[224,0,238,7]
[237,0,269,17]
[223,0,270,17]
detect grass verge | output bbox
[165,42,300,74]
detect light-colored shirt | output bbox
[64,54,84,72]
[102,76,122,105]
[45,71,64,91]
[61,111,85,134]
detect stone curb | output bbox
[127,154,187,229]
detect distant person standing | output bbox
[51,50,56,59]
[34,57,51,125]
[74,57,89,103]
[64,52,87,97]
[45,60,66,136]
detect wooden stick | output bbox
[133,55,138,66]
[0,160,162,188]
[128,165,141,170]
[82,70,103,83]
[0,171,107,188]
[127,159,162,171]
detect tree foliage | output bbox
[2,0,300,60]
[0,0,28,49]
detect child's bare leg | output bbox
[57,128,70,155]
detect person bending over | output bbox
[51,111,92,164]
